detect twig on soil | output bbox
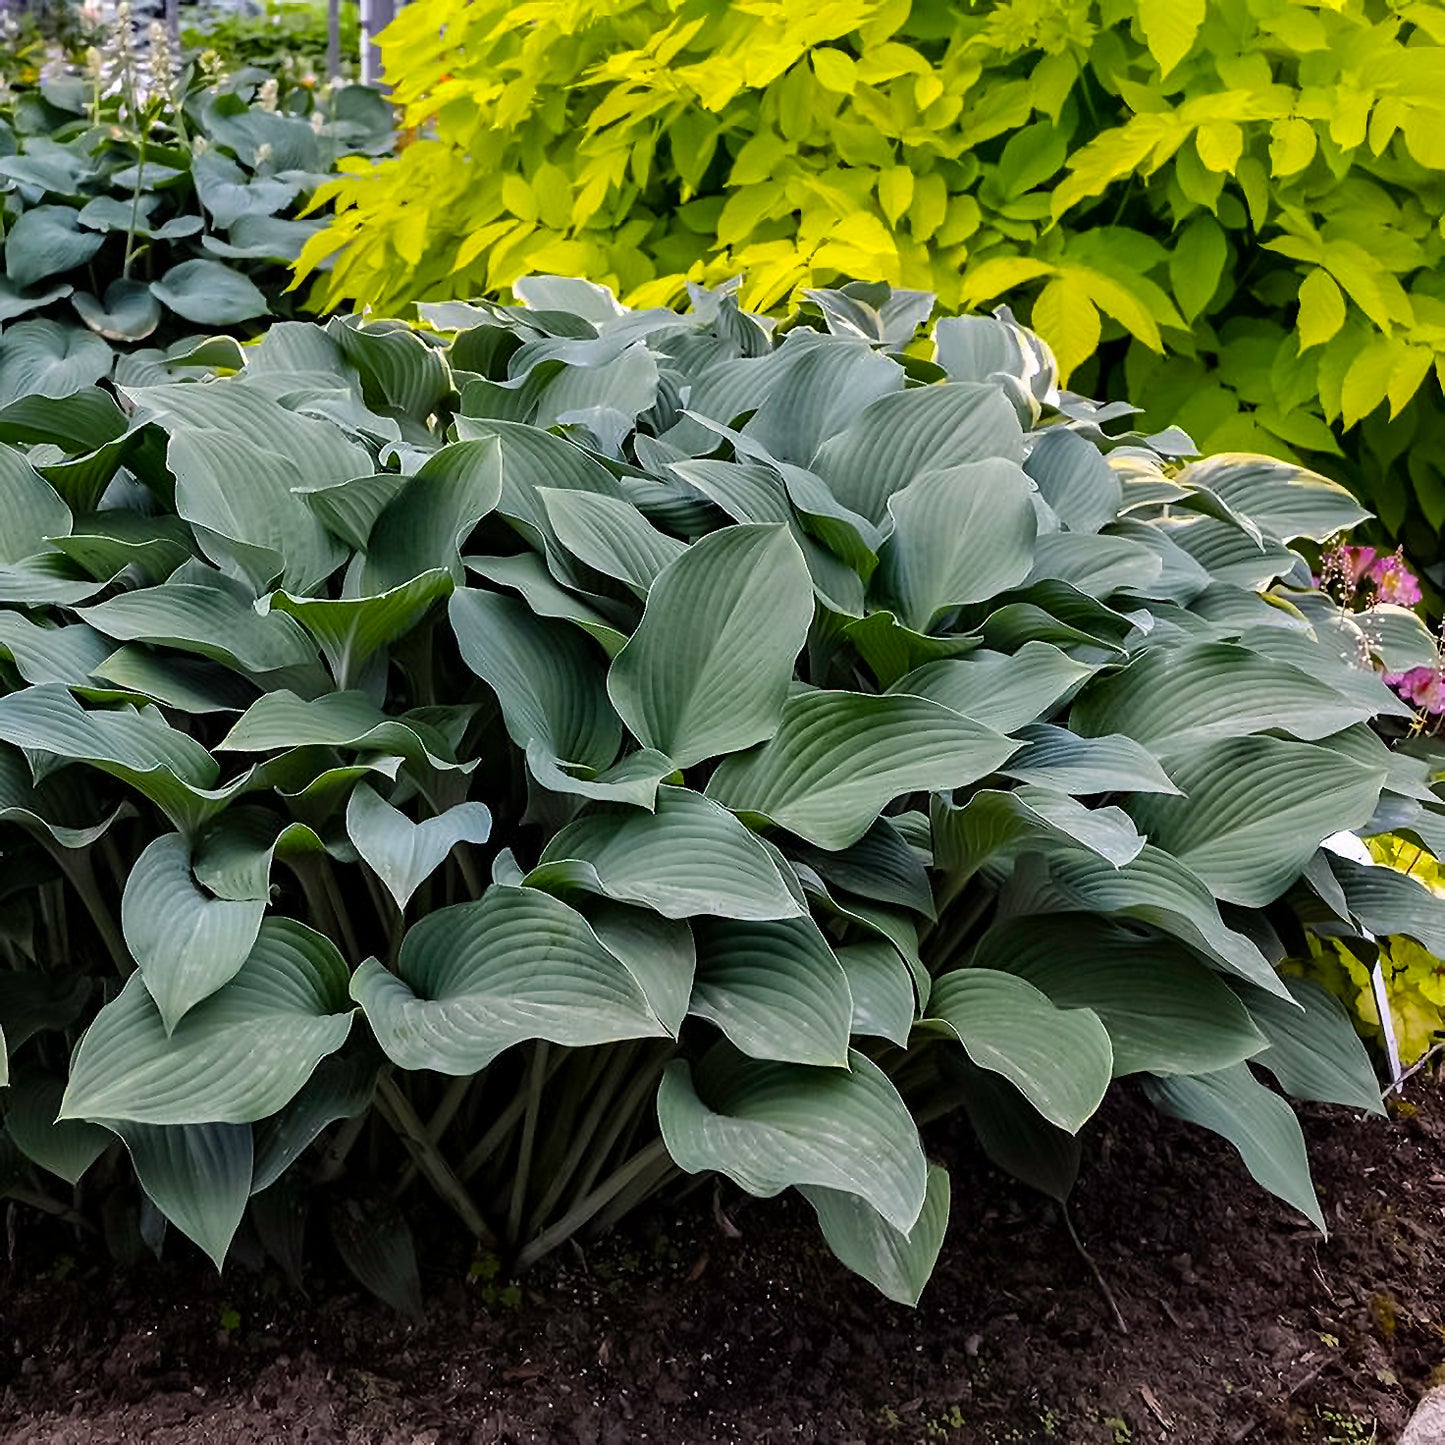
[1386,1043,1444,1096]
[1061,1203,1129,1335]
[1139,1383,1174,1431]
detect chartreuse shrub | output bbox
[296,0,1445,567]
[3,278,1445,1309]
[0,56,389,377]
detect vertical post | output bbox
[361,0,396,90]
[165,0,178,46]
[326,0,341,81]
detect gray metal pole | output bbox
[361,0,396,89]
[326,0,341,81]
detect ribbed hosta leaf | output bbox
[1328,854,1445,953]
[836,940,917,1046]
[809,382,1024,523]
[63,919,352,1123]
[1024,531,1164,598]
[1070,642,1374,751]
[1023,426,1122,534]
[1242,976,1383,1114]
[608,524,813,769]
[251,1052,376,1195]
[192,808,328,902]
[0,443,71,562]
[689,916,852,1066]
[658,1043,927,1232]
[803,1162,950,1307]
[922,969,1112,1131]
[892,642,1097,733]
[262,569,454,688]
[464,551,628,656]
[1000,724,1181,796]
[1144,1065,1323,1230]
[346,784,491,910]
[121,832,266,1030]
[352,884,681,1074]
[1127,736,1386,907]
[535,786,802,920]
[788,816,934,918]
[294,471,410,554]
[5,1073,111,1184]
[1175,455,1369,543]
[875,460,1037,630]
[1014,843,1288,996]
[707,691,1016,851]
[972,915,1267,1076]
[105,1120,253,1269]
[539,487,686,594]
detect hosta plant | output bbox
[2,278,1444,1308]
[0,55,390,388]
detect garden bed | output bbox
[2,1074,1442,1445]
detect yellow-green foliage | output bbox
[298,0,1445,558]
[1301,838,1445,1064]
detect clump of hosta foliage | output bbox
[299,0,1445,570]
[0,56,389,391]
[3,278,1445,1310]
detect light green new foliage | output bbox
[298,0,1445,564]
[0,279,1435,1312]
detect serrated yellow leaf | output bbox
[1402,104,1445,169]
[1137,0,1206,76]
[453,219,519,273]
[1296,268,1346,351]
[1268,117,1316,177]
[877,166,914,226]
[1195,120,1244,173]
[392,208,429,266]
[533,163,573,230]
[1340,337,1397,428]
[501,174,538,223]
[1031,276,1100,384]
[908,170,948,241]
[1388,344,1434,417]
[811,48,857,94]
[914,71,944,110]
[1063,265,1164,352]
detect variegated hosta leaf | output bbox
[658,1043,928,1233]
[352,884,689,1074]
[61,918,353,1124]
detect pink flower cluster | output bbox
[1385,666,1445,716]
[1319,544,1424,607]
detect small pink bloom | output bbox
[1366,548,1422,607]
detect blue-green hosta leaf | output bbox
[972,915,1267,1077]
[836,940,916,1046]
[539,487,686,595]
[450,586,620,771]
[1011,843,1288,996]
[0,388,127,452]
[62,918,352,1124]
[0,684,227,830]
[658,1043,927,1231]
[201,213,325,261]
[0,320,111,406]
[1355,604,1441,674]
[707,691,1016,851]
[608,524,813,769]
[844,611,981,689]
[464,551,628,655]
[931,788,1144,890]
[47,512,194,584]
[802,1161,949,1307]
[1175,454,1369,543]
[71,279,162,342]
[0,443,70,563]
[151,259,269,326]
[922,969,1112,1131]
[892,642,1097,732]
[1000,723,1181,796]
[250,1052,376,1195]
[5,205,104,289]
[294,471,410,557]
[105,1121,253,1269]
[1143,1065,1323,1230]
[1128,736,1386,907]
[191,807,329,902]
[0,278,74,323]
[262,569,454,689]
[80,578,322,677]
[950,1057,1081,1201]
[1069,642,1376,752]
[352,884,682,1074]
[1328,854,1445,954]
[331,318,454,420]
[360,439,505,591]
[0,973,91,1050]
[192,149,300,228]
[1023,426,1122,534]
[4,1074,111,1184]
[121,832,267,1031]
[1023,531,1165,599]
[532,786,802,920]
[346,784,491,910]
[1163,517,1296,590]
[690,915,852,1067]
[809,382,1025,524]
[89,647,260,715]
[804,284,934,347]
[0,744,126,849]
[788,816,934,918]
[876,460,1037,631]
[1242,976,1382,1114]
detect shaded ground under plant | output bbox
[2,1073,1444,1445]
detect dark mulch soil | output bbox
[2,1073,1444,1445]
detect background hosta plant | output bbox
[0,56,389,383]
[297,0,1445,575]
[1,277,1443,1309]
